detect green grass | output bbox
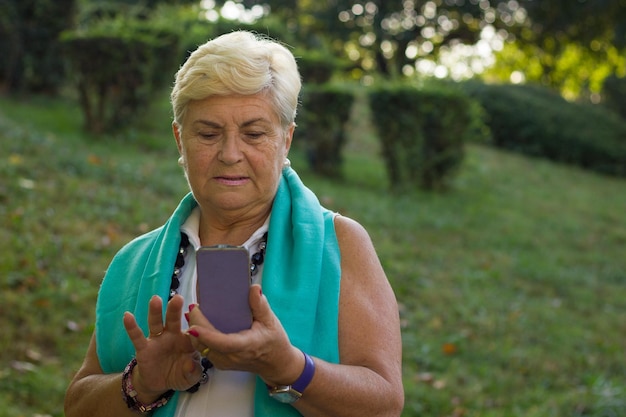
[1,93,625,417]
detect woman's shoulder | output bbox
[333,214,371,241]
[333,214,391,300]
[332,214,377,259]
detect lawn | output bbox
[1,93,625,417]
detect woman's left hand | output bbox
[186,284,305,386]
[123,295,204,394]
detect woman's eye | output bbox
[245,132,264,139]
[199,132,218,139]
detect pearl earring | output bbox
[283,158,291,168]
[177,156,185,167]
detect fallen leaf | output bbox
[26,349,42,362]
[416,372,434,383]
[87,154,102,165]
[442,342,458,355]
[18,178,35,189]
[429,316,443,329]
[9,154,23,165]
[433,379,447,389]
[11,361,36,373]
[66,320,80,332]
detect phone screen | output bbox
[196,245,253,333]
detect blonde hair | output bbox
[170,31,301,128]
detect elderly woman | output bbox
[64,31,403,417]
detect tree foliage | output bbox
[521,0,626,49]
[210,0,626,100]
[0,0,77,94]
[5,0,625,136]
[5,0,623,101]
[486,0,626,100]
[219,0,526,78]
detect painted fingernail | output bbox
[184,312,190,323]
[259,287,263,296]
[189,304,197,312]
[187,329,199,338]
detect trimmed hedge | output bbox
[297,50,342,85]
[298,84,355,177]
[602,75,626,121]
[463,82,626,177]
[61,17,179,134]
[368,84,486,190]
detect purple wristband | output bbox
[267,350,316,403]
[292,351,315,394]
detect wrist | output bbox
[122,358,174,413]
[131,361,165,403]
[264,347,306,388]
[267,350,316,404]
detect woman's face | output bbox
[174,93,293,219]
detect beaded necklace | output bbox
[169,231,268,393]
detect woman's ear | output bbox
[284,123,295,155]
[173,122,183,155]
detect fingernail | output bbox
[189,304,197,312]
[187,329,199,337]
[184,312,190,323]
[259,287,263,296]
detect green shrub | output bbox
[368,83,484,190]
[298,84,355,177]
[463,82,626,177]
[602,74,626,121]
[178,15,297,62]
[61,15,179,134]
[297,50,342,85]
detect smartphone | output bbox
[196,245,253,333]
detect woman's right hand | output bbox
[123,294,203,401]
[186,284,307,389]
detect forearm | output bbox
[64,373,137,417]
[293,359,404,417]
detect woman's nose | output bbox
[217,134,243,164]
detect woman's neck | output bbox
[197,206,271,246]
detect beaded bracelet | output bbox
[121,358,175,413]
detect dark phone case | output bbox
[196,245,253,333]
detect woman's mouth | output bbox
[214,176,250,186]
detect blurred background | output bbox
[1,1,625,416]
